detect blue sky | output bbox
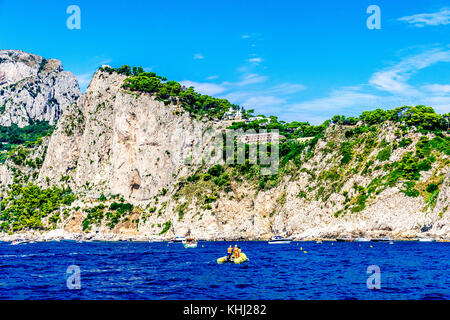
[0,0,449,124]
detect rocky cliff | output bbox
[38,68,215,201]
[0,50,80,127]
[0,65,448,242]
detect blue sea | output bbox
[0,241,449,300]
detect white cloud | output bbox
[269,83,307,95]
[233,73,268,86]
[185,73,269,96]
[193,53,204,60]
[285,88,380,114]
[423,96,450,114]
[179,80,226,96]
[241,96,286,109]
[422,83,450,93]
[206,75,219,80]
[248,58,262,64]
[369,49,450,95]
[241,35,250,39]
[398,8,450,27]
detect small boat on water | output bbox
[418,238,435,242]
[355,237,371,242]
[183,238,197,248]
[268,236,292,244]
[10,240,26,245]
[170,236,186,243]
[372,237,392,242]
[336,237,354,242]
[217,252,248,264]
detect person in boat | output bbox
[236,246,241,258]
[227,245,233,261]
[232,245,240,259]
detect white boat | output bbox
[372,237,392,242]
[355,237,371,242]
[183,238,197,248]
[170,236,186,243]
[10,240,26,245]
[268,236,292,244]
[418,238,435,242]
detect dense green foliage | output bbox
[0,121,54,163]
[0,183,75,232]
[82,201,134,231]
[0,121,54,149]
[332,106,449,132]
[347,134,449,213]
[102,65,240,120]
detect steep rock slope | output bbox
[147,123,449,241]
[0,50,80,127]
[35,68,449,241]
[0,65,448,241]
[39,67,215,202]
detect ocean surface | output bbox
[0,241,449,300]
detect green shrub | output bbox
[377,147,391,162]
[159,220,171,235]
[426,183,438,193]
[340,142,353,164]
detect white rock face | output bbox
[1,62,448,241]
[35,67,449,241]
[0,50,80,127]
[39,68,214,202]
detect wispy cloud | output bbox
[369,48,450,95]
[242,96,286,109]
[248,57,262,64]
[422,83,450,93]
[398,8,450,27]
[179,80,226,96]
[193,53,204,60]
[182,72,269,96]
[229,73,268,86]
[270,83,307,95]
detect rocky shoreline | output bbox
[0,55,448,245]
[1,228,449,243]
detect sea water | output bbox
[0,241,448,299]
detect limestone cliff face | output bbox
[34,68,449,241]
[156,126,449,241]
[1,64,448,241]
[39,68,214,202]
[0,50,80,127]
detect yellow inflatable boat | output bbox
[217,252,248,264]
